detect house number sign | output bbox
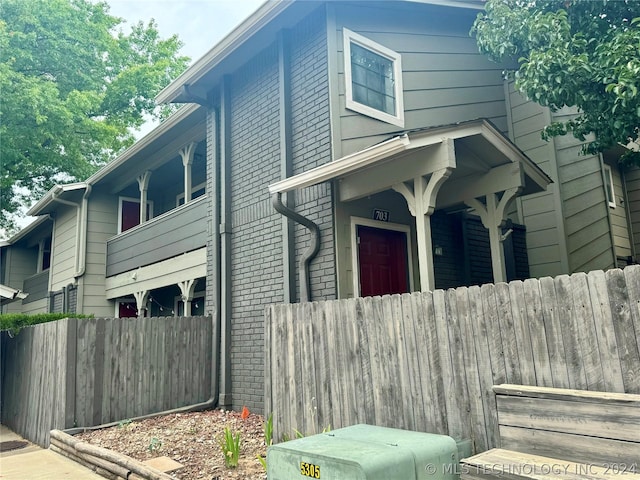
[373,208,389,222]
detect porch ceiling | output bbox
[268,119,552,209]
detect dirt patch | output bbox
[76,409,267,479]
[0,440,29,452]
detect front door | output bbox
[357,225,409,297]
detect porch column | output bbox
[465,187,520,283]
[178,279,196,316]
[179,142,197,204]
[137,171,152,224]
[133,290,149,317]
[394,167,452,291]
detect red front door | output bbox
[357,225,409,297]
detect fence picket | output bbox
[572,272,605,390]
[587,270,625,392]
[539,276,570,388]
[607,269,640,393]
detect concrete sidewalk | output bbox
[0,425,103,479]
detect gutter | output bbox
[271,192,321,303]
[63,396,217,436]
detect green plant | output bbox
[264,413,273,447]
[0,313,93,336]
[148,437,162,453]
[219,426,241,468]
[118,419,132,429]
[257,454,267,471]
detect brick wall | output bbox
[227,43,282,411]
[204,8,335,412]
[290,11,334,301]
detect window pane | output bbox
[350,43,395,116]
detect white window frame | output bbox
[603,164,616,208]
[350,216,414,297]
[343,28,404,127]
[117,196,154,234]
[37,236,52,273]
[176,182,206,207]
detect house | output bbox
[2,0,638,413]
[1,105,208,318]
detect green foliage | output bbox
[282,424,331,442]
[257,454,267,471]
[0,0,190,232]
[264,413,273,447]
[473,0,640,165]
[0,312,93,335]
[219,426,241,468]
[117,418,133,429]
[148,437,162,453]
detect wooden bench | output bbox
[461,384,640,479]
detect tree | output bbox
[473,0,640,165]
[0,0,190,232]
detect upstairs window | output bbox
[39,236,51,272]
[343,28,404,127]
[603,164,616,208]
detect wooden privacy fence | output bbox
[265,266,640,452]
[0,316,212,447]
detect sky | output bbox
[104,0,266,63]
[104,0,266,136]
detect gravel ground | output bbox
[76,409,267,480]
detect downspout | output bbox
[219,77,232,408]
[271,192,321,302]
[51,185,91,278]
[74,185,92,279]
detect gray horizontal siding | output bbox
[506,83,565,278]
[552,108,615,272]
[106,197,207,277]
[333,2,507,156]
[624,165,640,260]
[22,271,49,304]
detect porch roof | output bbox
[0,283,28,306]
[268,119,552,206]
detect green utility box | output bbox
[267,424,463,480]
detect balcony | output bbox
[106,196,207,277]
[22,270,49,304]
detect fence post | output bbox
[65,317,77,428]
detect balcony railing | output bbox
[106,196,207,277]
[23,270,49,304]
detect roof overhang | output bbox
[86,104,205,188]
[3,216,53,246]
[269,119,552,206]
[0,284,28,307]
[26,182,87,217]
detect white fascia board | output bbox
[268,135,411,194]
[0,283,28,301]
[86,104,202,186]
[156,1,290,104]
[26,183,87,216]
